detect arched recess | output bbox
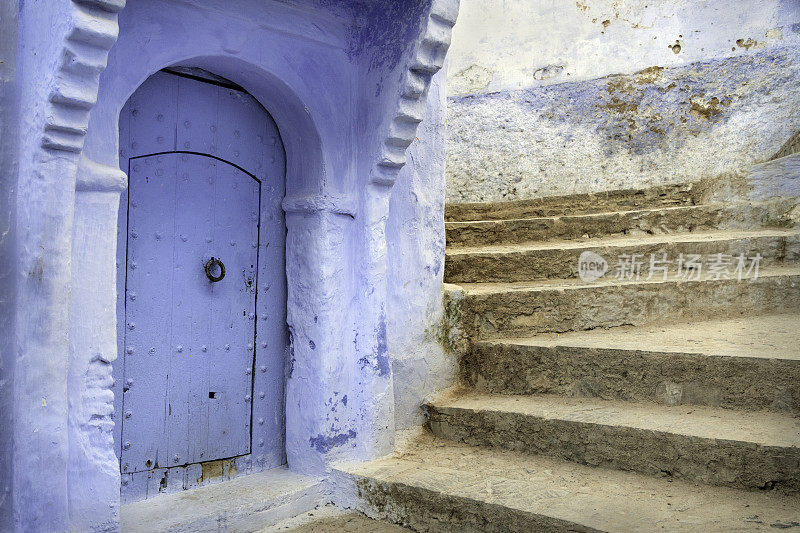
[84,54,331,207]
[67,1,351,524]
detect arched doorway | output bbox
[113,69,287,501]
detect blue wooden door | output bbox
[116,71,284,478]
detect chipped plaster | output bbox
[447,0,800,96]
[447,45,800,203]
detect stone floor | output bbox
[120,466,326,532]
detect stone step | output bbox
[446,203,790,248]
[445,183,697,222]
[120,466,326,532]
[339,431,800,532]
[425,392,800,493]
[445,229,800,283]
[464,314,800,413]
[455,266,800,340]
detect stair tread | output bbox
[430,391,800,448]
[444,184,696,222]
[483,313,800,361]
[341,432,800,532]
[446,203,733,226]
[457,264,800,295]
[446,228,799,255]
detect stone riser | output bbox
[463,342,800,413]
[445,183,696,222]
[445,233,800,283]
[350,475,597,533]
[425,405,800,493]
[445,203,787,248]
[459,272,800,340]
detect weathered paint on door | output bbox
[115,70,285,478]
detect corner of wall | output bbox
[387,63,458,431]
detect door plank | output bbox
[206,157,259,459]
[122,154,179,472]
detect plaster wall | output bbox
[12,2,81,529]
[448,0,800,96]
[342,0,435,471]
[387,68,455,430]
[445,0,800,203]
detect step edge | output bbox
[473,338,800,364]
[445,229,800,256]
[339,467,606,532]
[425,398,800,449]
[444,202,736,226]
[456,266,800,295]
[336,439,800,532]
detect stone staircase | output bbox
[339,183,800,531]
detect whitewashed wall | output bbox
[445,0,800,203]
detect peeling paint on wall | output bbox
[447,45,800,203]
[447,0,800,95]
[309,430,357,454]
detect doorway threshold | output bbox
[121,466,327,532]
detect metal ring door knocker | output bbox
[205,257,225,282]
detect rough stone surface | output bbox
[446,202,799,248]
[339,432,800,532]
[466,314,800,413]
[772,130,800,161]
[446,46,800,203]
[745,153,800,201]
[457,266,800,340]
[425,392,800,493]
[369,174,800,529]
[446,229,800,283]
[270,504,409,532]
[445,183,696,222]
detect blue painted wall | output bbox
[1,0,457,530]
